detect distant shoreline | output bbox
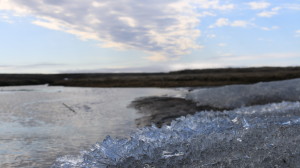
[1,66,300,87]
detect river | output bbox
[0,85,179,168]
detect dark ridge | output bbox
[1,66,300,87]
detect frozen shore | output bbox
[52,78,300,167]
[130,78,300,128]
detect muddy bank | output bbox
[129,97,227,127]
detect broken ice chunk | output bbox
[242,118,250,129]
[162,151,184,158]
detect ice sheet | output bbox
[186,78,300,109]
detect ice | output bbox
[162,151,184,158]
[186,78,300,109]
[52,101,300,168]
[52,79,300,167]
[242,118,250,129]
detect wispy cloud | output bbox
[296,30,300,37]
[0,13,14,23]
[231,20,249,27]
[169,63,226,71]
[260,26,279,31]
[60,65,170,73]
[207,34,216,38]
[168,52,300,71]
[218,43,227,47]
[0,63,65,68]
[257,7,280,17]
[218,52,300,61]
[210,18,230,27]
[247,1,271,10]
[282,4,300,10]
[0,63,66,73]
[0,0,236,61]
[192,1,235,10]
[209,18,250,28]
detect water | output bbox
[0,85,178,168]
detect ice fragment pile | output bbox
[52,101,300,168]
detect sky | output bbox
[0,0,300,73]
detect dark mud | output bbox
[129,97,227,127]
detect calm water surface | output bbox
[0,85,179,168]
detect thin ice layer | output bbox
[186,78,300,109]
[51,101,300,168]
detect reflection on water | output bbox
[0,85,177,168]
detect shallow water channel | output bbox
[0,85,179,168]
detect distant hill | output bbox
[1,66,300,87]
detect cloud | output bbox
[260,26,279,31]
[218,52,300,61]
[61,61,231,73]
[0,0,235,60]
[166,52,300,71]
[218,43,227,47]
[210,18,230,27]
[220,53,234,57]
[257,11,277,17]
[231,20,249,27]
[198,11,216,17]
[60,65,171,73]
[146,54,170,61]
[247,1,270,10]
[169,63,226,71]
[0,63,65,68]
[192,1,235,10]
[282,4,300,10]
[257,7,280,17]
[209,18,250,28]
[296,30,300,37]
[207,34,216,38]
[0,63,66,73]
[0,13,14,23]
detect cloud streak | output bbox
[0,0,236,60]
[257,7,281,17]
[296,30,300,37]
[209,18,250,28]
[247,1,270,10]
